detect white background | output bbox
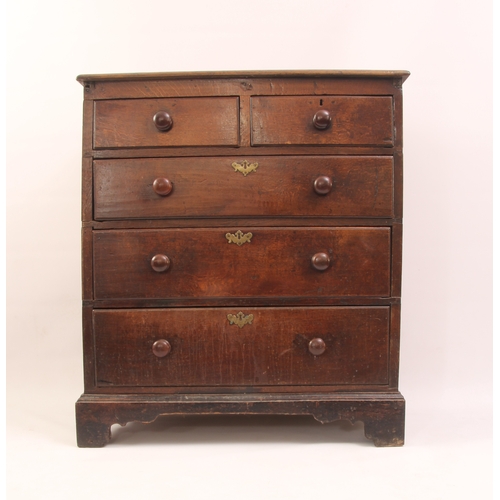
[6,1,493,498]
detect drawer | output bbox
[94,156,394,219]
[93,227,391,299]
[93,97,239,148]
[251,96,393,146]
[94,307,390,387]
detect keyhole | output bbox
[319,99,323,106]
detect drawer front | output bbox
[94,307,390,387]
[94,156,394,220]
[93,97,239,148]
[93,227,391,299]
[251,96,393,146]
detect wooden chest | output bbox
[75,70,409,447]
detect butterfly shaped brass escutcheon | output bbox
[225,230,253,246]
[232,160,259,176]
[227,312,254,329]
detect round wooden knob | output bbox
[151,254,170,272]
[153,178,173,196]
[153,111,173,131]
[309,338,326,356]
[152,339,171,357]
[312,109,331,130]
[311,252,331,271]
[313,176,333,195]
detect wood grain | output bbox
[94,156,394,220]
[93,227,391,299]
[251,96,393,146]
[94,97,239,148]
[93,307,390,387]
[77,70,408,447]
[75,392,405,447]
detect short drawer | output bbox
[93,97,239,148]
[94,306,390,387]
[251,96,393,146]
[93,227,391,299]
[94,156,394,219]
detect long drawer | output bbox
[94,307,390,387]
[93,227,391,299]
[94,156,394,220]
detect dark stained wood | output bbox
[308,338,326,356]
[389,304,401,389]
[239,94,251,147]
[77,72,409,103]
[152,177,173,197]
[78,70,408,447]
[94,156,394,220]
[81,227,93,300]
[85,78,401,101]
[391,222,403,298]
[150,253,170,273]
[313,175,333,195]
[394,149,403,219]
[93,227,391,299]
[82,304,95,391]
[87,296,399,309]
[152,111,173,131]
[86,217,400,230]
[94,97,239,148]
[82,383,398,395]
[311,252,331,271]
[93,146,398,159]
[75,392,405,447]
[94,307,389,387]
[313,109,332,130]
[251,96,394,146]
[82,157,93,222]
[77,69,411,84]
[152,339,171,358]
[81,99,93,222]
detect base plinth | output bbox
[76,392,405,447]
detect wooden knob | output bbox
[313,176,333,195]
[152,339,171,357]
[311,252,331,271]
[151,254,170,272]
[153,178,173,196]
[309,338,326,356]
[313,109,331,130]
[153,111,173,131]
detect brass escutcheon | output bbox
[232,160,258,176]
[227,312,254,329]
[226,230,253,246]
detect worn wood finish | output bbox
[94,307,390,387]
[87,217,400,230]
[81,227,93,300]
[93,227,391,299]
[77,71,409,102]
[251,96,394,146]
[94,156,393,220]
[93,146,396,159]
[76,392,405,447]
[85,383,399,395]
[391,222,403,298]
[77,70,408,447]
[77,69,411,83]
[94,97,239,148]
[87,296,399,310]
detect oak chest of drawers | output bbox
[75,70,409,447]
